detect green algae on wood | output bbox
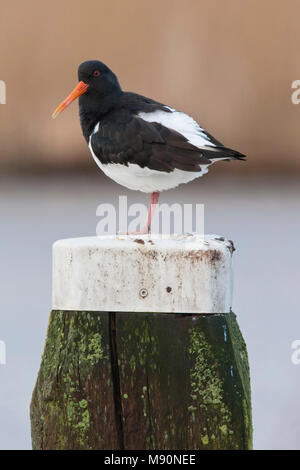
[30,310,252,450]
[30,310,118,450]
[116,312,252,450]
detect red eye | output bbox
[93,70,100,77]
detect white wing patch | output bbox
[138,107,216,149]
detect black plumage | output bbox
[74,61,245,175]
[52,60,246,232]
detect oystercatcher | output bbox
[52,60,245,233]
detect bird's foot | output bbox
[118,225,150,236]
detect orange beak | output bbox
[52,81,89,119]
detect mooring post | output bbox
[30,234,252,450]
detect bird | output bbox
[52,60,245,234]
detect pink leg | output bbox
[121,192,160,235]
[139,191,160,234]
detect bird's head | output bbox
[52,60,122,119]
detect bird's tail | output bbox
[202,145,246,162]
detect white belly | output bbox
[89,156,209,193]
[88,109,215,193]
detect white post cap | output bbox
[52,234,234,314]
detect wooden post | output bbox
[30,235,252,450]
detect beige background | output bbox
[1,0,300,173]
[1,1,300,451]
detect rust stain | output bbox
[176,249,222,264]
[210,250,222,262]
[140,250,159,260]
[133,238,145,245]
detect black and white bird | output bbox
[52,60,245,233]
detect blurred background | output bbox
[1,0,300,450]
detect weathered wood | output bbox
[116,311,252,450]
[30,310,252,450]
[31,235,252,449]
[30,311,118,450]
